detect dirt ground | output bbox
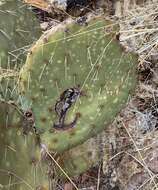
[24,0,158,189]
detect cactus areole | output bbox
[19,17,137,153]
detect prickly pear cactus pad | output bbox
[0,1,47,188]
[0,0,41,69]
[56,136,101,177]
[0,100,21,127]
[0,134,49,190]
[0,102,49,190]
[0,0,42,107]
[19,17,137,153]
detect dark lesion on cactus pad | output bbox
[53,87,84,130]
[22,109,36,134]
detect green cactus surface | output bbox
[0,0,41,69]
[0,100,21,127]
[0,101,49,190]
[0,1,49,189]
[19,17,137,154]
[56,137,101,177]
[0,0,41,103]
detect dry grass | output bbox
[0,67,18,80]
[101,1,158,189]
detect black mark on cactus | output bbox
[24,110,33,118]
[40,117,47,123]
[52,138,58,143]
[22,109,36,134]
[53,87,83,130]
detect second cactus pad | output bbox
[19,17,137,152]
[0,0,41,69]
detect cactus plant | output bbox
[19,17,137,155]
[0,0,138,181]
[0,0,42,103]
[0,100,50,190]
[56,135,102,177]
[0,0,41,69]
[0,1,49,189]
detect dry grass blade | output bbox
[41,145,79,190]
[122,121,158,189]
[24,0,50,11]
[0,68,18,80]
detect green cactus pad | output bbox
[0,0,41,69]
[0,1,48,188]
[56,137,101,177]
[19,17,137,153]
[0,102,49,190]
[0,132,49,190]
[0,0,42,109]
[0,100,21,127]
